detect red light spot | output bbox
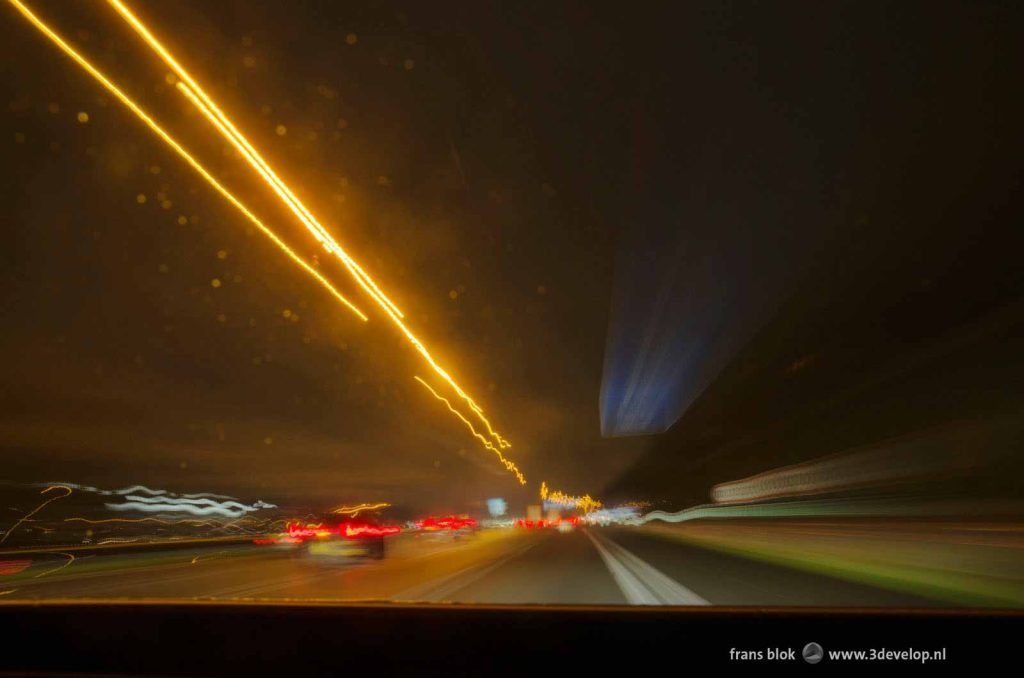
[341,521,400,539]
[415,515,478,531]
[285,520,399,541]
[0,560,31,575]
[286,522,328,540]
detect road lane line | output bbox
[597,532,709,605]
[584,529,660,604]
[585,529,709,605]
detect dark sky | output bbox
[2,1,1022,514]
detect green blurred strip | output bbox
[642,523,1024,608]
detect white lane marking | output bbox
[585,529,660,605]
[586,529,710,605]
[597,531,709,605]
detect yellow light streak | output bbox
[6,0,367,323]
[33,552,74,579]
[174,80,393,315]
[540,482,602,514]
[176,78,509,450]
[0,485,71,544]
[97,537,147,544]
[415,376,525,485]
[330,502,391,516]
[191,550,227,564]
[109,0,401,315]
[105,0,511,452]
[13,0,517,481]
[183,83,403,320]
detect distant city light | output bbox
[486,497,507,517]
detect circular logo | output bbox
[803,642,824,664]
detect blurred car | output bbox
[285,514,400,561]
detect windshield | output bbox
[1,0,1022,610]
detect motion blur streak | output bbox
[638,414,1024,525]
[342,524,400,538]
[103,0,512,451]
[330,503,391,516]
[5,0,368,322]
[0,562,31,576]
[65,517,223,527]
[414,376,526,484]
[0,485,71,544]
[105,0,399,316]
[54,483,280,519]
[171,80,402,318]
[48,483,235,500]
[176,78,510,451]
[639,520,1024,606]
[416,516,478,531]
[106,502,256,518]
[114,494,271,510]
[32,553,74,579]
[540,481,602,513]
[104,494,273,519]
[710,418,994,504]
[637,496,1024,523]
[41,483,170,497]
[585,507,642,525]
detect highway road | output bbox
[0,527,944,607]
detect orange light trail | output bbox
[11,0,520,483]
[540,481,602,514]
[176,79,403,319]
[414,377,525,485]
[330,503,391,516]
[33,552,75,579]
[104,0,511,452]
[0,485,71,544]
[6,0,368,323]
[112,0,401,319]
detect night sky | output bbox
[2,1,1022,514]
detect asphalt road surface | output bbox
[0,527,941,607]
